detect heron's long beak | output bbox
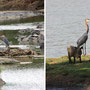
[87,19,90,22]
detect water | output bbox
[46,0,90,58]
[0,45,30,49]
[0,22,43,30]
[0,11,44,90]
[0,63,44,90]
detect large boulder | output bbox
[0,78,5,86]
[0,58,20,64]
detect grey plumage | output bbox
[77,32,88,48]
[2,37,9,47]
[77,18,89,55]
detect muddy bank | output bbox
[0,55,44,64]
[0,0,44,11]
[0,58,20,64]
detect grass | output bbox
[46,55,90,75]
[32,59,44,63]
[0,15,44,25]
[0,30,32,45]
[0,30,19,45]
[46,55,90,87]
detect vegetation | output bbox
[0,30,19,45]
[0,15,44,25]
[0,30,31,45]
[46,55,90,87]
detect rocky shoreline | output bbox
[0,11,43,22]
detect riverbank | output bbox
[0,55,44,64]
[46,55,90,88]
[0,11,44,24]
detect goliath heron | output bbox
[1,35,9,47]
[77,18,89,55]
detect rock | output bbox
[20,62,32,65]
[16,29,44,45]
[0,78,5,86]
[0,58,20,64]
[0,40,5,45]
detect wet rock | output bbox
[37,23,44,29]
[16,29,44,46]
[0,58,20,64]
[0,40,5,45]
[0,78,6,86]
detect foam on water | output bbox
[0,23,36,30]
[0,45,30,49]
[1,68,44,90]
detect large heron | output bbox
[1,35,9,47]
[77,18,89,55]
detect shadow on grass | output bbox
[46,56,90,76]
[46,56,90,87]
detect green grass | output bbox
[0,30,19,45]
[0,30,32,45]
[46,56,90,75]
[0,15,44,25]
[32,59,44,63]
[46,55,90,86]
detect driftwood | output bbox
[0,47,36,56]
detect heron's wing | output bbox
[3,38,9,46]
[77,33,88,47]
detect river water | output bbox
[0,22,43,30]
[0,11,44,90]
[0,63,44,90]
[46,0,90,58]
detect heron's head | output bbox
[85,18,90,24]
[1,35,5,38]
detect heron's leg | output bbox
[74,56,75,64]
[85,43,86,55]
[79,56,81,63]
[83,44,84,55]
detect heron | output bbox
[1,35,9,47]
[77,18,89,55]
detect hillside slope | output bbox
[0,0,44,10]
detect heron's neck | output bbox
[86,23,89,33]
